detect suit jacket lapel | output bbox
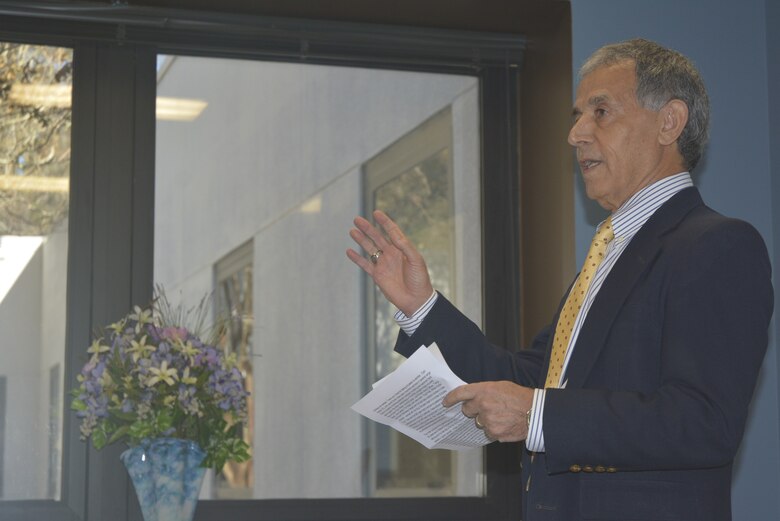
[563,187,704,388]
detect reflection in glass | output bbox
[154,55,481,499]
[372,148,454,494]
[0,42,72,500]
[363,108,479,496]
[214,242,254,499]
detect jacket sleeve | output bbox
[394,292,549,388]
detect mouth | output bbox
[579,159,602,172]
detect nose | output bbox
[568,115,592,147]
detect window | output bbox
[0,41,71,502]
[0,6,523,520]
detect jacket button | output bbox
[595,465,606,473]
[606,466,617,473]
[569,464,582,473]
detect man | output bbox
[347,39,773,521]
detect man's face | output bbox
[568,61,667,212]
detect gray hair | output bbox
[580,38,710,171]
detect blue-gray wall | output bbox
[570,0,780,519]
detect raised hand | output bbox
[347,210,434,317]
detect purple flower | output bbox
[157,342,171,356]
[121,398,134,413]
[81,357,97,376]
[91,361,106,379]
[84,380,101,395]
[86,395,109,417]
[160,326,188,342]
[195,347,220,369]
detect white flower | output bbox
[146,360,178,386]
[128,305,154,333]
[181,367,197,385]
[127,335,155,362]
[87,339,109,359]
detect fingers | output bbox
[353,214,391,252]
[346,247,373,273]
[349,211,423,266]
[348,230,378,262]
[442,384,476,409]
[347,214,396,272]
[445,385,489,437]
[443,382,533,442]
[373,210,420,263]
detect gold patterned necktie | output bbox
[544,216,614,388]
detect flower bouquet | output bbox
[71,291,249,519]
[71,292,251,471]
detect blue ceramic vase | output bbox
[120,438,207,521]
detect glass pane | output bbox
[214,241,254,499]
[154,55,482,499]
[0,42,72,501]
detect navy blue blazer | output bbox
[395,187,773,521]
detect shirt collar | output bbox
[609,172,694,240]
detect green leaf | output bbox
[92,427,107,450]
[109,409,137,422]
[128,420,154,442]
[71,398,87,411]
[107,425,130,445]
[156,408,174,432]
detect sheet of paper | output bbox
[351,343,491,450]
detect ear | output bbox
[658,99,688,146]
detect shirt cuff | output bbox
[394,291,438,337]
[525,388,546,452]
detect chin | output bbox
[583,183,601,202]
[584,188,613,211]
[596,200,614,211]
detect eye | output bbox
[595,107,608,119]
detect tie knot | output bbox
[595,216,614,244]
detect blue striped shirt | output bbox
[397,171,693,452]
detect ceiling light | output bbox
[156,97,208,121]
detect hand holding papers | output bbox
[351,343,492,450]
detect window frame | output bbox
[0,4,523,521]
